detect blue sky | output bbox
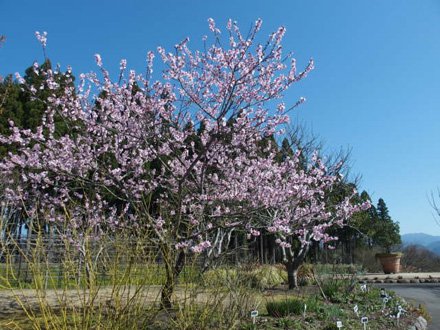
[1,0,440,235]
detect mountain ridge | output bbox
[401,233,440,255]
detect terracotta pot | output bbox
[375,253,402,274]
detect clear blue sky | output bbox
[1,0,440,235]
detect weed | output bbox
[415,303,432,323]
[316,304,345,321]
[276,317,294,329]
[321,278,349,303]
[239,322,258,330]
[303,295,322,313]
[322,322,339,330]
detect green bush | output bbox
[266,298,304,317]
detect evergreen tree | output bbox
[376,198,391,221]
[0,60,75,157]
[0,76,24,156]
[277,137,294,162]
[372,198,401,253]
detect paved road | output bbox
[378,283,440,330]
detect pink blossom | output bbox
[119,59,127,70]
[94,53,103,67]
[190,240,211,253]
[255,18,263,32]
[35,31,47,47]
[175,241,190,250]
[207,18,216,32]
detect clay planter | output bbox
[375,253,402,274]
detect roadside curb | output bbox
[359,278,440,284]
[357,273,440,284]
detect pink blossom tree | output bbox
[0,20,366,306]
[264,154,369,288]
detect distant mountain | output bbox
[428,241,440,255]
[402,233,440,255]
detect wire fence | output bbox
[0,232,269,289]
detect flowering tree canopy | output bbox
[0,19,368,302]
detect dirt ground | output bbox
[0,284,313,319]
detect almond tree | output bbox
[0,19,366,306]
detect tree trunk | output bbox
[161,272,174,309]
[351,238,355,264]
[234,233,238,266]
[285,255,304,289]
[286,261,299,289]
[285,246,309,289]
[161,250,185,309]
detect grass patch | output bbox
[266,298,304,317]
